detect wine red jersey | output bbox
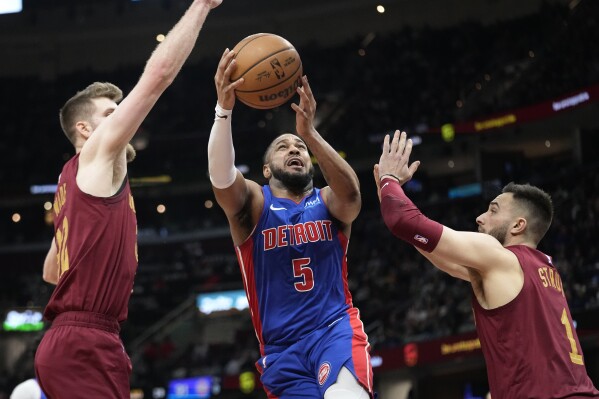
[44,154,138,322]
[473,245,599,399]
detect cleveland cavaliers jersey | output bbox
[473,245,599,399]
[236,186,357,347]
[44,154,138,322]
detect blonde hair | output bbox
[59,82,122,145]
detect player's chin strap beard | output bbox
[271,166,313,196]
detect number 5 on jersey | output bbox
[293,258,314,292]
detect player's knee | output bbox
[324,367,369,399]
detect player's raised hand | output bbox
[214,48,244,110]
[377,130,420,185]
[291,76,317,138]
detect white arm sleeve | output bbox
[208,103,237,189]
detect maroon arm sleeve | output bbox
[379,178,443,252]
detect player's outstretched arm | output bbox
[374,160,470,280]
[292,76,361,225]
[209,48,262,245]
[42,239,59,285]
[376,131,516,276]
[415,247,470,281]
[82,0,222,163]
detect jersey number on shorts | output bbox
[56,216,70,277]
[561,307,584,365]
[293,258,314,292]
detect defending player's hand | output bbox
[377,130,420,185]
[292,76,317,138]
[214,48,244,110]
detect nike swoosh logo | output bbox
[270,204,287,211]
[382,182,390,189]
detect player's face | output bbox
[267,134,314,190]
[476,193,514,245]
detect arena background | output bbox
[1,0,598,398]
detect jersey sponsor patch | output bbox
[305,197,321,208]
[318,361,331,386]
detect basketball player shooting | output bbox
[207,49,374,398]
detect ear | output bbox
[263,164,271,179]
[75,121,92,140]
[511,217,527,235]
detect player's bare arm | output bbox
[415,247,471,281]
[213,174,264,245]
[292,76,361,226]
[431,228,518,275]
[42,239,59,285]
[78,0,222,197]
[209,48,263,245]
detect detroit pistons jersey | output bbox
[236,186,358,348]
[473,245,599,399]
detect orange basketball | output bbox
[231,33,303,110]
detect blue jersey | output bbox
[236,186,357,348]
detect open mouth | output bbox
[286,158,304,168]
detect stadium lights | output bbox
[0,0,22,15]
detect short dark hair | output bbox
[59,82,122,145]
[502,182,553,243]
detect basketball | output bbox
[230,33,303,110]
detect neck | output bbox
[504,236,537,249]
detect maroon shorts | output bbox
[34,311,132,399]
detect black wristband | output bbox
[381,173,401,184]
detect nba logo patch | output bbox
[414,234,429,244]
[318,362,331,386]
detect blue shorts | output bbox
[256,311,373,398]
